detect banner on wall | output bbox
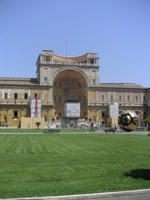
[64,102,80,118]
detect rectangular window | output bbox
[78,82,81,88]
[14,93,18,99]
[102,111,105,118]
[143,95,146,102]
[24,93,28,99]
[45,56,51,62]
[4,92,8,99]
[71,80,74,88]
[119,96,122,101]
[4,116,7,122]
[110,95,113,101]
[65,82,68,88]
[14,111,18,118]
[59,96,61,102]
[127,95,130,102]
[44,77,48,84]
[102,95,104,102]
[92,79,96,86]
[135,95,138,102]
[90,58,95,64]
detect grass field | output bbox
[0,133,150,198]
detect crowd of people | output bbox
[48,120,120,133]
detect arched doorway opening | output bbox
[53,69,88,124]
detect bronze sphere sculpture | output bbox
[119,110,138,132]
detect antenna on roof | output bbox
[65,40,68,61]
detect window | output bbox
[45,56,51,62]
[90,58,95,64]
[119,96,122,101]
[110,95,113,101]
[65,82,69,89]
[45,116,47,122]
[4,116,7,122]
[78,82,81,88]
[54,82,57,87]
[14,111,18,118]
[127,95,130,102]
[72,80,74,88]
[102,111,105,118]
[92,79,96,86]
[24,93,28,99]
[44,77,47,84]
[59,112,61,117]
[54,96,56,101]
[143,95,146,102]
[59,96,61,102]
[59,82,62,87]
[56,116,59,121]
[78,96,81,101]
[102,95,104,102]
[4,92,8,99]
[14,93,18,99]
[135,95,138,102]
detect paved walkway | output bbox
[3,189,150,200]
[0,130,149,135]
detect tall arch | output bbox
[52,69,88,120]
[51,66,89,87]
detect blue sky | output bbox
[0,0,149,87]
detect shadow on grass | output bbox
[124,169,150,180]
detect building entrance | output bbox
[53,69,88,122]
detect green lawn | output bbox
[0,134,150,198]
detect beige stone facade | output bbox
[0,49,149,128]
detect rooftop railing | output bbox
[88,100,145,107]
[0,99,54,106]
[40,61,99,67]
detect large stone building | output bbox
[0,49,150,128]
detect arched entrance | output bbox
[53,69,88,123]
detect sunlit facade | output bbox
[0,49,149,127]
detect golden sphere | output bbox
[119,110,138,132]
